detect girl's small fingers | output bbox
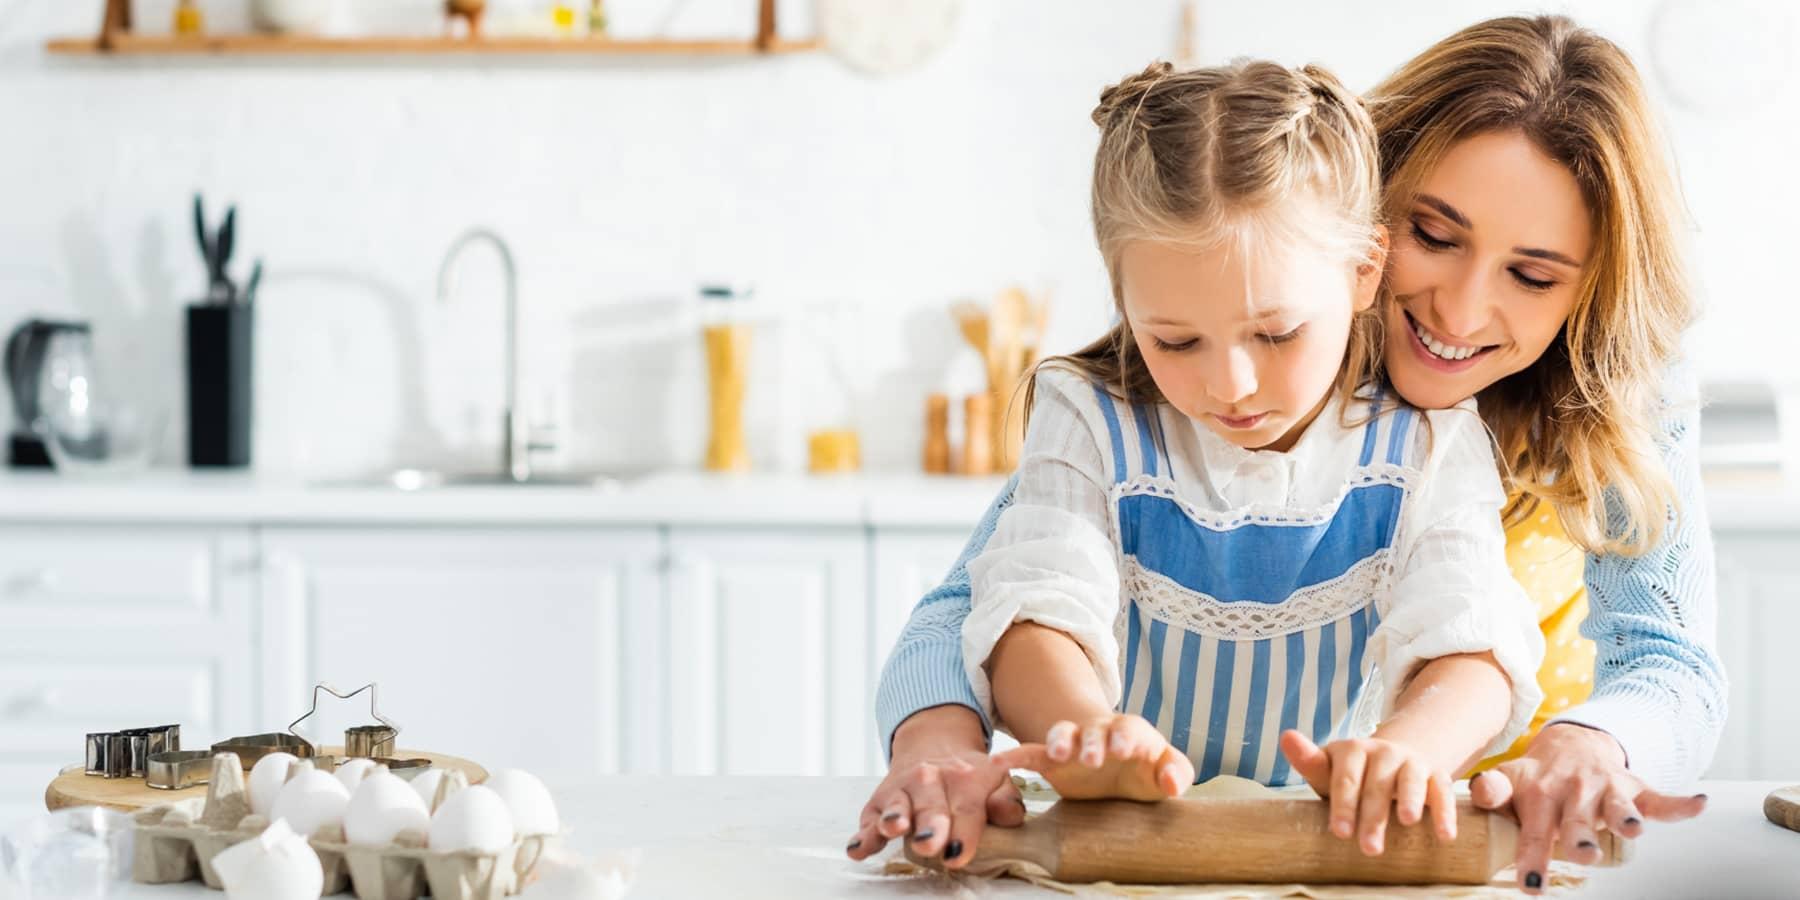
[1356,754,1400,856]
[1393,762,1429,827]
[1328,745,1368,841]
[1080,721,1108,768]
[1110,725,1137,761]
[1156,746,1194,797]
[1046,721,1078,763]
[1428,772,1457,843]
[1277,730,1332,798]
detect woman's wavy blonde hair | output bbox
[1363,15,1693,555]
[1023,58,1385,421]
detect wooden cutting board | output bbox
[1765,785,1800,833]
[913,794,1629,886]
[43,746,487,813]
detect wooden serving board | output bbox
[43,747,487,813]
[1765,785,1800,834]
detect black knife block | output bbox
[185,303,253,468]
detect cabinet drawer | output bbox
[0,527,219,618]
[0,660,217,755]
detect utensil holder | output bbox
[185,303,253,468]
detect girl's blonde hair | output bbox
[1363,15,1693,555]
[1025,58,1384,419]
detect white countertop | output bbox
[85,776,1800,899]
[3,468,1800,532]
[0,470,1012,529]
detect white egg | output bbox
[410,768,447,811]
[248,753,300,819]
[483,769,560,836]
[344,771,431,847]
[428,785,514,853]
[334,757,378,792]
[212,819,324,900]
[269,768,350,837]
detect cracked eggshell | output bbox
[211,819,324,900]
[428,784,514,853]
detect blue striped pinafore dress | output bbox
[1090,384,1416,787]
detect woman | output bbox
[848,15,1723,896]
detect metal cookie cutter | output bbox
[289,682,403,759]
[145,750,216,790]
[85,725,180,779]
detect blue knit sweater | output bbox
[875,370,1727,791]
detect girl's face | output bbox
[1123,232,1382,453]
[1383,130,1592,410]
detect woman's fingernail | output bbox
[912,829,936,843]
[1694,794,1709,802]
[847,839,862,851]
[944,840,964,860]
[882,811,901,822]
[1577,840,1597,850]
[1624,816,1641,828]
[1525,871,1543,889]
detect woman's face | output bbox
[1383,130,1593,410]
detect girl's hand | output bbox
[1469,723,1707,896]
[1279,729,1457,856]
[847,706,1026,870]
[993,713,1194,802]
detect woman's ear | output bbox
[1353,225,1390,313]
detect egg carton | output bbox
[131,753,553,900]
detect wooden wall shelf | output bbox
[45,34,822,57]
[50,0,814,58]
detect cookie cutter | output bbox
[289,682,403,760]
[85,725,180,779]
[145,750,214,790]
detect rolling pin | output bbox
[909,795,1630,885]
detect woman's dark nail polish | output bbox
[912,829,936,843]
[1525,871,1543,889]
[1577,840,1597,850]
[1624,817,1641,828]
[847,839,862,851]
[945,840,964,860]
[882,812,901,822]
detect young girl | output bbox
[962,59,1544,847]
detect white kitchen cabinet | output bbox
[255,527,664,784]
[0,525,256,815]
[1711,533,1800,780]
[661,528,869,776]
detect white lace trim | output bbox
[1120,549,1395,641]
[1110,469,1413,533]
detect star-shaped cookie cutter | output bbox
[288,682,403,759]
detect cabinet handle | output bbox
[1,568,58,598]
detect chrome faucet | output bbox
[437,228,532,483]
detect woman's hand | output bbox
[993,713,1194,802]
[1280,729,1458,856]
[846,705,1025,870]
[1469,722,1707,895]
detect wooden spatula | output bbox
[909,794,1629,886]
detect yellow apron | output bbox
[1471,497,1595,771]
